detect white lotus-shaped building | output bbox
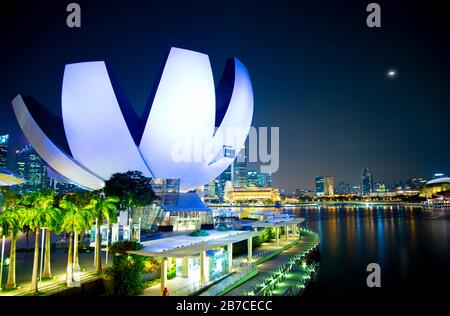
[12,47,253,192]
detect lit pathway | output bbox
[224,235,318,296]
[0,248,109,296]
[141,236,299,296]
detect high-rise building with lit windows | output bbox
[0,134,9,169]
[15,145,49,194]
[361,168,373,195]
[316,176,334,196]
[233,145,247,187]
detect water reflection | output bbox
[214,204,450,296]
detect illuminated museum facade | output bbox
[12,47,253,192]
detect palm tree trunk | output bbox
[30,227,40,294]
[73,231,80,271]
[95,221,102,273]
[42,229,52,279]
[5,233,16,289]
[66,231,74,286]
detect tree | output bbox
[59,197,92,286]
[42,194,63,279]
[21,190,56,294]
[0,188,22,289]
[0,210,21,289]
[103,171,156,216]
[85,193,119,273]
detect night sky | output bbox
[1,0,449,190]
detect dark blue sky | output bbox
[0,0,449,190]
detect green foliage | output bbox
[103,171,157,211]
[232,227,274,256]
[107,240,146,296]
[109,240,143,255]
[0,209,20,237]
[84,193,119,226]
[59,198,92,234]
[188,229,209,237]
[217,225,231,231]
[167,266,176,280]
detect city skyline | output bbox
[1,0,449,190]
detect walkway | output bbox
[224,233,319,296]
[0,248,109,296]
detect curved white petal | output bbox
[191,58,254,189]
[139,47,216,190]
[62,61,152,180]
[11,95,104,190]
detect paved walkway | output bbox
[224,235,318,296]
[0,248,110,296]
[141,235,300,296]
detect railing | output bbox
[198,263,256,296]
[172,270,230,296]
[243,228,320,296]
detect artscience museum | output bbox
[12,47,254,192]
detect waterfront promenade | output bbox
[224,231,319,296]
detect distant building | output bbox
[361,168,373,195]
[295,188,315,198]
[258,172,272,188]
[374,181,386,193]
[15,145,49,194]
[216,165,232,200]
[247,170,272,188]
[316,176,334,196]
[151,178,180,194]
[432,173,446,180]
[0,134,8,169]
[48,178,85,194]
[335,182,351,195]
[224,187,281,203]
[233,145,247,187]
[316,176,324,196]
[419,177,450,198]
[247,170,259,187]
[203,179,218,200]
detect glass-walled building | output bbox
[0,134,8,169]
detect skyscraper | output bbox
[361,168,373,195]
[336,181,351,195]
[258,172,272,188]
[233,145,247,187]
[247,170,259,186]
[0,134,9,169]
[247,170,272,188]
[316,176,325,196]
[15,145,49,194]
[316,176,334,196]
[216,165,232,200]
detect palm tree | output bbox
[0,209,20,289]
[42,195,62,279]
[59,198,92,286]
[85,193,119,274]
[21,190,56,294]
[0,188,22,289]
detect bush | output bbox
[107,241,145,296]
[188,230,209,237]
